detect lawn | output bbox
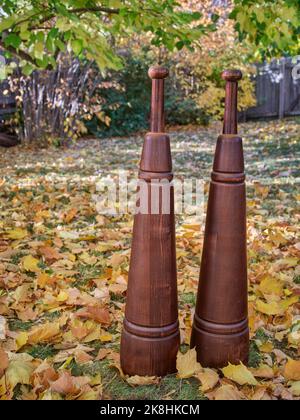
[0,118,299,400]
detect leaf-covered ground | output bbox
[0,118,299,400]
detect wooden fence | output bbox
[244,58,300,120]
[0,56,300,122]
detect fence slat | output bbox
[245,58,300,120]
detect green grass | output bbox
[27,344,58,360]
[248,341,262,368]
[180,293,196,307]
[8,319,35,331]
[294,275,300,285]
[10,252,25,265]
[252,328,299,363]
[70,360,205,400]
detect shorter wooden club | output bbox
[120,66,180,377]
[191,70,249,368]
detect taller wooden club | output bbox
[120,66,180,377]
[191,70,249,368]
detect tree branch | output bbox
[0,39,38,66]
[69,7,120,15]
[0,6,121,68]
[29,6,120,29]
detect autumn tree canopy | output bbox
[231,0,300,58]
[0,0,216,74]
[0,0,299,76]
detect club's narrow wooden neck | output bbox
[223,81,238,135]
[150,79,165,133]
[222,70,243,135]
[149,66,169,133]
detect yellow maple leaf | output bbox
[126,376,160,386]
[6,228,28,240]
[22,255,41,272]
[280,296,299,312]
[176,348,202,379]
[258,276,283,298]
[222,363,258,386]
[255,300,280,316]
[213,384,246,401]
[15,331,29,351]
[259,342,273,353]
[99,333,113,343]
[251,364,274,379]
[197,368,219,392]
[28,322,61,344]
[6,360,34,390]
[81,323,101,343]
[256,296,298,316]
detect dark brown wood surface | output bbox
[191,70,249,368]
[120,66,180,377]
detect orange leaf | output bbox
[63,208,78,224]
[50,371,89,396]
[75,306,111,325]
[284,359,300,381]
[0,348,9,377]
[39,246,61,262]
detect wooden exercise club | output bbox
[191,70,249,368]
[120,66,180,376]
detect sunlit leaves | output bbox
[6,228,28,240]
[6,357,34,391]
[231,0,300,58]
[22,255,41,273]
[0,0,215,73]
[177,348,202,378]
[197,368,219,392]
[222,363,258,386]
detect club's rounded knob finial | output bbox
[222,70,243,82]
[148,66,169,80]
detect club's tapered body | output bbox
[191,70,249,368]
[120,67,179,377]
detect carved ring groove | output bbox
[211,171,245,184]
[123,319,179,339]
[193,313,249,336]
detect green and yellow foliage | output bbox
[231,0,300,58]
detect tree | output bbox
[0,0,216,75]
[231,0,300,59]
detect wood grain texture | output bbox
[120,66,179,377]
[149,66,169,133]
[191,70,249,368]
[222,70,242,135]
